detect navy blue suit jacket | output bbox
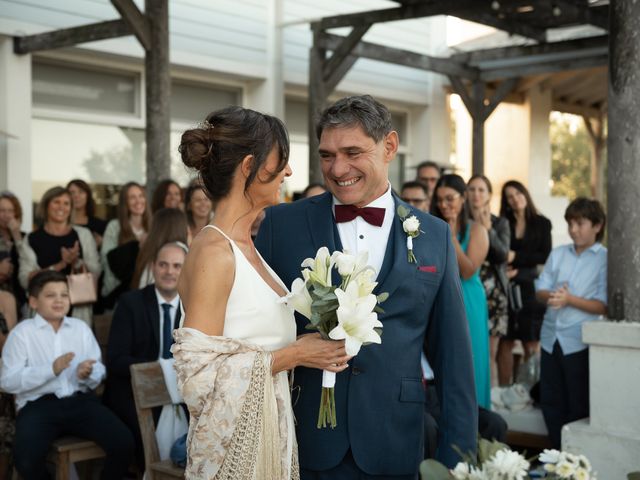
[255,192,477,474]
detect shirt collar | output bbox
[570,241,603,255]
[155,288,180,308]
[332,183,394,211]
[34,313,72,329]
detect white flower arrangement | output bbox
[283,247,387,428]
[420,440,596,480]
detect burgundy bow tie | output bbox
[334,204,385,227]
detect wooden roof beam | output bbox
[111,0,151,50]
[14,19,131,54]
[453,11,547,42]
[451,34,608,64]
[317,1,476,29]
[479,53,608,80]
[319,32,479,80]
[554,1,609,30]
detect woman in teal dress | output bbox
[431,174,491,409]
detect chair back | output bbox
[130,362,172,474]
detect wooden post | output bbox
[308,25,327,185]
[144,0,171,198]
[608,0,640,321]
[471,81,486,175]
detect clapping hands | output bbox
[548,283,570,309]
[76,359,96,380]
[60,241,80,267]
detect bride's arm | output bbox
[178,235,234,336]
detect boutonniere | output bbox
[397,205,423,264]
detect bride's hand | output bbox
[293,333,352,373]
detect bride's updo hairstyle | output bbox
[179,106,290,202]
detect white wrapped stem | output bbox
[322,370,336,388]
[407,236,413,250]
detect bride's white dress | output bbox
[173,225,298,479]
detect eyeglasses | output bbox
[436,193,461,205]
[419,176,439,184]
[402,197,428,206]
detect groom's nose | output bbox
[330,154,351,178]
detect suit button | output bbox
[352,367,362,376]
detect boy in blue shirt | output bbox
[535,197,607,448]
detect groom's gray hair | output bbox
[316,95,393,143]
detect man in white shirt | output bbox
[0,270,134,480]
[103,241,186,468]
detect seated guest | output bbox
[184,181,213,242]
[130,208,188,289]
[151,179,183,213]
[104,242,186,468]
[0,191,27,313]
[67,179,108,249]
[0,271,134,480]
[18,186,101,325]
[101,182,150,308]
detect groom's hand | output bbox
[294,333,352,373]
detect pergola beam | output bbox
[317,1,475,29]
[110,0,151,51]
[479,53,608,81]
[319,32,479,80]
[454,11,547,42]
[451,35,608,65]
[13,19,131,54]
[322,25,370,84]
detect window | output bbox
[33,61,138,116]
[170,81,240,124]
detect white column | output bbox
[563,321,640,479]
[245,0,284,117]
[0,35,32,229]
[526,85,569,246]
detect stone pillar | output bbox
[607,0,640,321]
[562,321,640,478]
[145,0,171,197]
[0,36,32,229]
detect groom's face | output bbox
[319,125,398,208]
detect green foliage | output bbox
[419,459,451,480]
[550,113,593,200]
[628,472,640,480]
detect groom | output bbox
[256,95,476,478]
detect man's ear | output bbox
[28,295,37,310]
[240,154,254,179]
[383,131,399,164]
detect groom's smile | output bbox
[318,125,398,208]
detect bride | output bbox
[172,106,350,479]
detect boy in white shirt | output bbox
[0,270,134,479]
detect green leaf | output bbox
[377,292,389,303]
[397,205,410,219]
[477,438,509,464]
[373,305,385,314]
[419,459,451,480]
[627,472,640,480]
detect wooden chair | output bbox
[92,313,113,362]
[47,437,106,480]
[130,362,184,480]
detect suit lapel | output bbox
[143,285,160,350]
[306,192,342,254]
[374,194,415,300]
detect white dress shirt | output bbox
[155,289,180,360]
[0,314,105,411]
[333,184,395,279]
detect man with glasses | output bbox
[401,181,430,213]
[415,160,441,205]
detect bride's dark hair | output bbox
[179,106,290,202]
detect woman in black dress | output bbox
[498,180,552,386]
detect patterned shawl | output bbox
[172,328,299,480]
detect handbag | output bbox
[507,281,523,314]
[67,263,97,306]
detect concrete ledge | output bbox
[563,418,640,479]
[583,320,640,348]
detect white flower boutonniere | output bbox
[397,205,423,264]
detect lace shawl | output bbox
[172,328,299,480]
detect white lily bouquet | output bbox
[286,246,387,428]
